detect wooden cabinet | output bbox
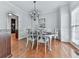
[0,32,11,58]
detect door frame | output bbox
[8,14,19,40]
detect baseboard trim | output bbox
[60,40,79,50]
[70,41,79,50]
[19,37,27,40]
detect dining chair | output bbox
[36,29,49,54]
[54,29,58,39]
[26,29,37,49]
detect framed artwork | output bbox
[39,18,46,28]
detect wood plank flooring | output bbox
[11,34,79,58]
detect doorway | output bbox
[11,18,16,33]
[10,15,18,41]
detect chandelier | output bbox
[30,1,40,21]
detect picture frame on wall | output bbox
[39,18,46,28]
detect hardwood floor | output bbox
[0,32,11,57]
[11,34,79,58]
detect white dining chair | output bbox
[54,29,58,39]
[26,29,36,49]
[36,29,49,54]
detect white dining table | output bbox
[43,34,55,51]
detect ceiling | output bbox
[9,1,79,14]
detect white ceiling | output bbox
[9,1,79,14]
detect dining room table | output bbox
[26,29,56,51]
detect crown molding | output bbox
[7,1,28,15]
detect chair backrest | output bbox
[54,28,58,38]
[27,29,34,39]
[37,29,48,42]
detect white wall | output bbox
[0,1,31,39]
[59,4,71,42]
[40,11,58,33]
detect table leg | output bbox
[49,38,52,51]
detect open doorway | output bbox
[9,14,18,41]
[11,17,18,40]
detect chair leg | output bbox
[54,35,57,40]
[26,38,28,48]
[31,41,34,49]
[37,35,39,52]
[48,41,50,51]
[36,40,38,52]
[45,42,46,55]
